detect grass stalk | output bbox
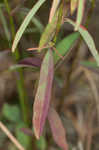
[4,0,31,128]
[3,1,32,149]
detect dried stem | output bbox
[0,121,25,150]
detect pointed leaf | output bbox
[75,0,85,30]
[33,50,54,139]
[48,107,68,150]
[12,0,46,52]
[9,64,38,71]
[9,57,41,71]
[66,19,99,66]
[54,32,80,64]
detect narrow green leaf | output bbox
[33,49,54,139]
[39,13,58,50]
[20,7,44,33]
[75,0,85,30]
[0,8,11,41]
[54,32,80,64]
[66,19,99,66]
[12,0,46,52]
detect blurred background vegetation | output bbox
[0,0,99,150]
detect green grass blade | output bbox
[0,7,11,41]
[75,0,85,30]
[39,13,58,50]
[12,0,46,52]
[66,19,99,66]
[20,7,44,34]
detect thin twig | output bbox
[0,121,25,150]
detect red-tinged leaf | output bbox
[66,19,99,66]
[33,49,54,139]
[70,0,78,15]
[75,0,85,30]
[19,57,41,68]
[8,57,41,72]
[48,107,68,150]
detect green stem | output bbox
[4,0,31,127]
[4,1,32,149]
[4,0,15,40]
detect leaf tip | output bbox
[33,122,40,140]
[35,132,40,140]
[12,44,15,53]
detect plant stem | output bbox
[4,0,31,127]
[4,1,33,149]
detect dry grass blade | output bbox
[0,121,25,150]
